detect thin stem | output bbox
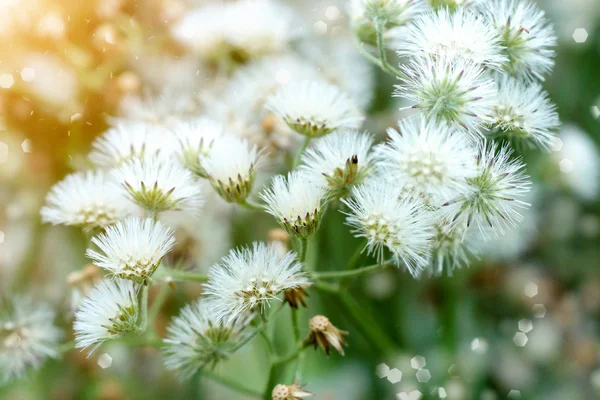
[375,20,405,78]
[148,284,170,324]
[239,199,264,212]
[273,345,306,366]
[263,364,278,400]
[345,239,367,270]
[291,308,300,343]
[201,370,262,398]
[137,285,149,334]
[162,268,209,283]
[59,340,76,354]
[299,237,308,264]
[259,329,275,356]
[312,262,390,280]
[293,137,311,169]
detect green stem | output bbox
[239,199,265,212]
[273,344,306,366]
[59,340,75,354]
[259,329,275,356]
[148,284,170,324]
[345,240,367,270]
[375,20,405,78]
[137,285,149,333]
[312,262,389,280]
[441,277,457,353]
[293,137,311,169]
[201,370,262,398]
[263,364,278,400]
[299,237,308,264]
[162,268,209,283]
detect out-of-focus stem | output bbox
[239,199,264,212]
[312,262,390,280]
[293,137,311,168]
[162,268,209,283]
[201,370,262,398]
[137,285,149,333]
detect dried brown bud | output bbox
[305,315,348,356]
[272,383,313,400]
[284,286,309,309]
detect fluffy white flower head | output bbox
[392,8,507,69]
[86,217,175,284]
[260,172,328,238]
[490,76,559,150]
[203,135,263,203]
[74,279,139,353]
[301,130,374,198]
[41,170,134,231]
[172,0,293,64]
[163,300,251,379]
[266,80,364,138]
[395,56,496,138]
[113,156,204,215]
[204,242,310,323]
[428,218,474,276]
[342,180,433,276]
[0,297,61,385]
[173,118,224,177]
[480,0,556,81]
[375,118,477,203]
[350,0,426,45]
[89,123,169,168]
[442,142,531,237]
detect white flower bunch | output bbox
[204,242,310,323]
[266,80,364,139]
[0,297,61,384]
[86,217,175,284]
[342,180,433,276]
[261,172,328,238]
[163,300,252,379]
[74,279,140,352]
[41,169,135,231]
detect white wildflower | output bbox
[89,122,169,168]
[428,218,474,276]
[395,56,497,138]
[350,0,427,46]
[342,180,433,276]
[480,0,556,81]
[266,80,364,138]
[375,117,478,203]
[74,279,140,353]
[163,300,251,379]
[260,172,328,238]
[172,118,225,177]
[0,297,61,384]
[203,135,263,203]
[172,0,293,65]
[204,242,310,323]
[113,156,204,215]
[392,8,507,69]
[489,76,559,150]
[300,130,374,198]
[41,170,135,231]
[441,142,531,237]
[86,217,175,284]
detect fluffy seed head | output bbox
[350,0,426,45]
[172,118,225,177]
[375,117,478,203]
[441,142,531,237]
[74,279,139,353]
[113,156,204,215]
[266,80,364,138]
[342,180,433,276]
[86,217,175,284]
[395,56,497,138]
[480,0,556,81]
[272,383,314,400]
[300,130,374,199]
[489,76,559,150]
[0,297,61,385]
[163,300,252,380]
[89,123,170,168]
[392,8,507,69]
[260,172,328,238]
[204,242,310,323]
[41,170,135,231]
[203,135,263,203]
